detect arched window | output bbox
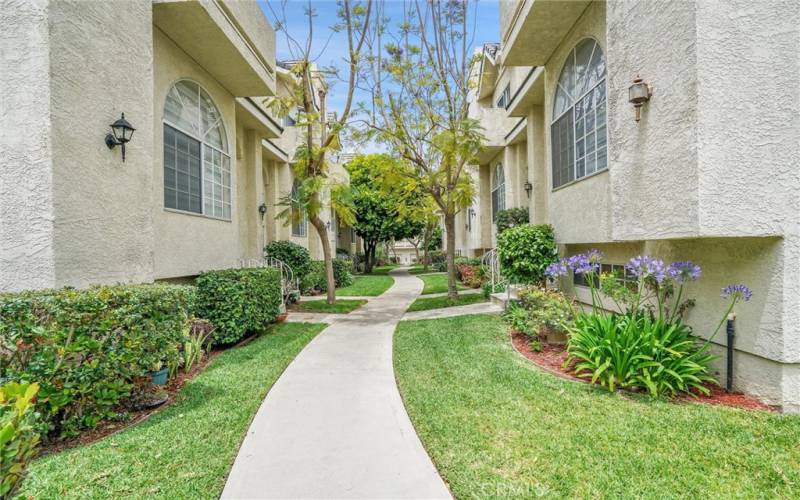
[163,80,231,219]
[551,38,607,189]
[491,164,505,222]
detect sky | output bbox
[259,0,500,152]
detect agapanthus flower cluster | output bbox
[567,253,598,275]
[721,284,753,302]
[545,259,569,278]
[625,255,666,283]
[666,261,702,283]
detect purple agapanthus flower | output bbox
[625,255,666,283]
[667,261,702,283]
[545,259,569,278]
[721,284,753,302]
[567,254,597,275]
[587,248,604,265]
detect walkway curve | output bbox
[222,268,451,499]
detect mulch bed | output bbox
[509,330,775,412]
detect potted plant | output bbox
[150,361,169,386]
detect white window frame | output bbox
[551,38,608,191]
[162,80,232,221]
[491,164,506,222]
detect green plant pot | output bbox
[151,367,169,386]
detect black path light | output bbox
[105,113,135,162]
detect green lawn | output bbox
[20,322,325,499]
[418,272,467,294]
[368,265,399,275]
[336,275,394,296]
[407,265,437,275]
[394,314,800,498]
[293,299,367,314]
[406,292,488,312]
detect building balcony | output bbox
[500,0,590,66]
[153,0,276,96]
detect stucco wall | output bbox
[50,0,155,287]
[543,1,612,244]
[153,27,241,278]
[0,0,56,291]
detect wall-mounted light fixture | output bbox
[258,202,267,220]
[524,180,533,198]
[628,75,652,123]
[105,113,135,162]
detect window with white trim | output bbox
[551,38,607,189]
[491,164,505,222]
[496,84,511,109]
[291,180,307,237]
[163,80,231,219]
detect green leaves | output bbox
[0,382,41,498]
[195,268,283,345]
[496,224,558,285]
[566,313,717,397]
[0,285,194,438]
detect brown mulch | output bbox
[509,330,775,412]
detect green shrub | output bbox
[497,224,558,285]
[0,284,194,438]
[333,258,354,287]
[482,281,506,298]
[195,268,282,345]
[502,303,542,351]
[0,382,40,498]
[566,312,716,397]
[517,287,575,338]
[496,207,529,234]
[302,260,354,294]
[264,240,311,279]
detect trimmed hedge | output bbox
[195,268,282,345]
[0,285,195,438]
[264,240,311,279]
[497,223,558,285]
[300,259,354,294]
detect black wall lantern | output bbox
[524,180,533,197]
[105,113,135,162]
[628,75,653,123]
[258,202,268,220]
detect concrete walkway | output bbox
[222,268,451,499]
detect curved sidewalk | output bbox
[222,268,451,499]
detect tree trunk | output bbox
[310,215,336,305]
[443,211,458,300]
[409,239,420,264]
[364,240,376,274]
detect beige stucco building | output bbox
[1,0,354,291]
[455,0,800,411]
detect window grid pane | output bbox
[164,125,201,213]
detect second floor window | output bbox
[551,38,607,190]
[496,84,511,109]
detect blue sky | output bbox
[259,0,500,128]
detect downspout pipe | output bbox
[726,313,736,392]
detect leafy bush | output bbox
[0,382,40,498]
[0,284,194,437]
[182,319,214,374]
[502,303,542,351]
[333,258,354,288]
[300,261,326,294]
[497,224,558,285]
[482,281,506,298]
[457,264,483,288]
[264,240,311,279]
[517,287,575,339]
[567,313,716,397]
[496,207,529,234]
[195,268,282,345]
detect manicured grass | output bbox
[293,299,367,314]
[418,272,467,294]
[336,275,394,296]
[407,265,436,275]
[394,314,800,498]
[21,322,325,499]
[406,292,488,312]
[368,265,400,275]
